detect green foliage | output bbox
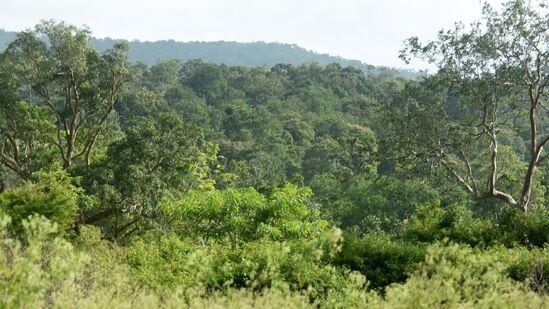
[0,215,180,308]
[403,203,496,247]
[124,227,356,303]
[497,207,549,248]
[0,170,78,235]
[160,184,329,242]
[366,243,547,308]
[2,20,130,172]
[75,112,218,239]
[0,6,547,306]
[0,56,57,179]
[0,215,87,307]
[315,176,440,232]
[124,235,200,291]
[402,203,549,248]
[504,246,549,294]
[335,232,425,290]
[2,215,545,308]
[110,112,217,191]
[397,0,549,211]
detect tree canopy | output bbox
[0,3,547,306]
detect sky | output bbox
[0,0,504,69]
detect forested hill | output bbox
[0,29,416,77]
[0,30,16,50]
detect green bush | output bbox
[1,214,546,308]
[0,214,313,308]
[402,203,496,247]
[501,246,549,293]
[335,232,425,290]
[124,228,357,302]
[0,215,87,307]
[365,243,547,308]
[497,207,549,247]
[159,184,329,242]
[125,235,201,291]
[402,203,549,249]
[0,214,316,308]
[0,171,78,235]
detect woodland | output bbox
[0,0,547,307]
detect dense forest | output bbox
[0,0,547,307]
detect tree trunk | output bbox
[520,146,543,212]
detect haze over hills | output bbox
[0,29,417,77]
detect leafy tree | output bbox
[2,21,130,173]
[313,175,440,232]
[160,184,328,242]
[398,0,548,211]
[79,112,218,239]
[164,85,211,127]
[179,59,228,105]
[142,60,181,94]
[227,66,286,105]
[0,99,56,180]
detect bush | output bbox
[124,228,357,302]
[125,235,201,291]
[0,171,78,236]
[0,214,318,308]
[0,214,181,308]
[0,215,87,307]
[159,184,329,242]
[402,203,496,247]
[335,232,425,290]
[365,243,547,308]
[501,246,549,293]
[497,207,549,247]
[1,214,546,308]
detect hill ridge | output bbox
[0,29,417,77]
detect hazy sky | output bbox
[0,0,504,69]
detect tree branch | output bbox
[440,159,475,194]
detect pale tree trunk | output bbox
[519,68,547,212]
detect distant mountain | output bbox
[0,29,417,77]
[0,30,16,51]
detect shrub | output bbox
[365,243,547,308]
[501,246,549,293]
[335,232,425,290]
[125,235,201,291]
[0,214,174,308]
[0,215,88,307]
[497,207,549,247]
[402,203,496,247]
[124,228,355,302]
[0,171,78,236]
[159,184,329,242]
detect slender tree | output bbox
[399,0,548,211]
